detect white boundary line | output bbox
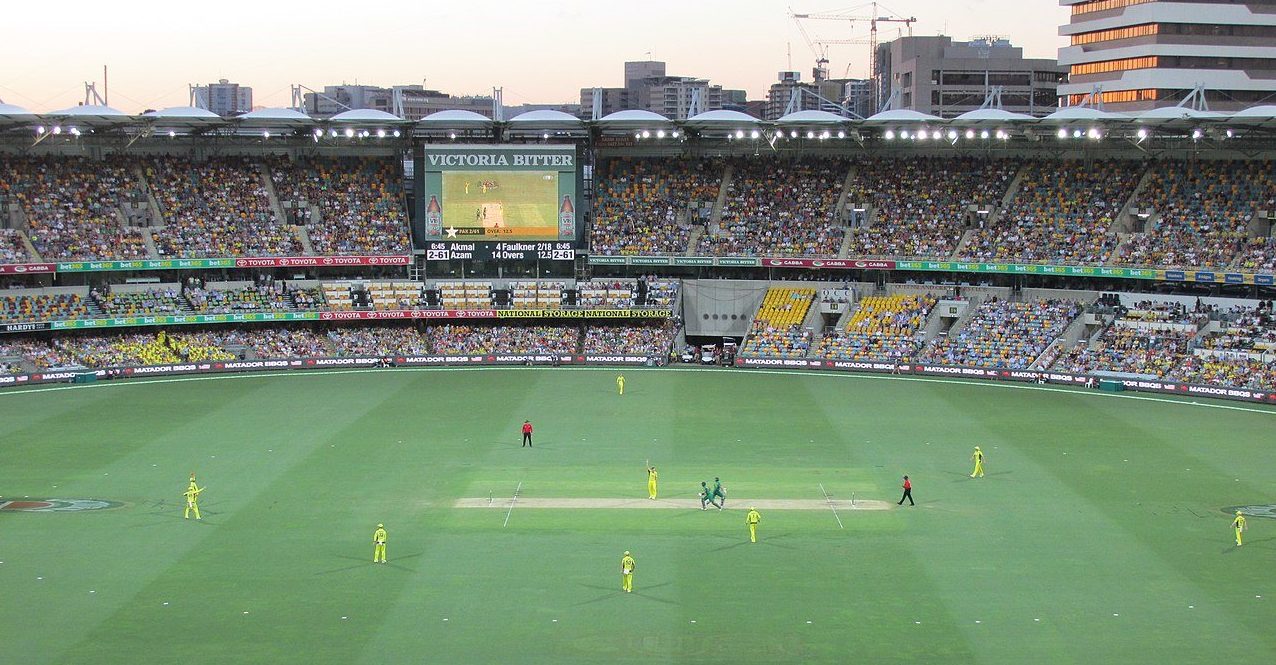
[818,483,845,529]
[503,481,522,528]
[1,365,1274,417]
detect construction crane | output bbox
[791,3,917,109]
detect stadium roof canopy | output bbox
[775,110,849,125]
[508,109,584,127]
[0,102,37,125]
[419,110,492,127]
[46,104,131,125]
[951,108,1035,125]
[1042,106,1123,122]
[684,110,762,127]
[596,110,672,128]
[329,109,407,123]
[142,106,223,125]
[864,109,940,124]
[1130,107,1227,124]
[1229,105,1276,127]
[238,107,314,125]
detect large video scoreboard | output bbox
[417,145,577,247]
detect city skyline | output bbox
[0,0,1069,113]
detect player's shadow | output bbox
[317,552,423,575]
[573,582,673,606]
[712,532,798,552]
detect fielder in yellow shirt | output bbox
[746,507,761,543]
[620,550,635,592]
[373,523,388,563]
[1233,511,1246,547]
[647,465,658,500]
[182,479,203,520]
[970,446,985,478]
[616,375,625,396]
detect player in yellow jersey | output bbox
[373,523,388,563]
[746,507,761,543]
[616,375,625,396]
[183,477,203,520]
[620,550,636,592]
[647,465,658,500]
[970,446,985,478]
[1232,511,1247,547]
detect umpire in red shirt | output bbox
[522,420,533,447]
[898,475,913,506]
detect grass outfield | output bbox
[2,367,1275,664]
[441,171,557,233]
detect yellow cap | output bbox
[377,523,384,528]
[1237,511,1243,516]
[624,550,630,556]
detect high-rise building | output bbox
[1058,0,1276,111]
[302,85,494,120]
[193,79,252,117]
[875,36,1066,117]
[763,71,852,119]
[581,61,726,119]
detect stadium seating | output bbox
[326,326,429,356]
[1052,325,1193,378]
[741,287,816,358]
[436,281,493,310]
[0,156,149,261]
[578,280,634,309]
[428,324,578,354]
[267,157,410,255]
[148,156,300,258]
[582,322,678,356]
[183,285,294,314]
[1116,160,1274,269]
[592,158,721,255]
[91,287,184,316]
[818,294,937,360]
[0,293,90,324]
[368,281,427,310]
[0,229,33,264]
[699,158,845,257]
[959,160,1141,265]
[509,281,565,309]
[843,158,1018,259]
[921,298,1081,369]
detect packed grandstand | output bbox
[0,135,1274,402]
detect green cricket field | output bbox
[1,367,1274,664]
[441,171,558,237]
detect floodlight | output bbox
[656,130,666,138]
[1191,128,1202,140]
[671,130,680,138]
[376,129,386,138]
[736,130,745,139]
[964,129,975,139]
[836,130,845,139]
[53,126,62,135]
[1136,128,1148,140]
[979,130,989,139]
[168,130,176,138]
[641,130,650,138]
[1057,128,1068,139]
[789,130,798,138]
[36,126,45,134]
[750,130,760,139]
[947,130,958,140]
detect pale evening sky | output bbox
[0,0,1069,113]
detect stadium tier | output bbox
[843,158,1018,260]
[740,287,816,358]
[591,158,721,256]
[919,298,1083,369]
[817,294,937,361]
[957,160,1142,265]
[698,158,846,257]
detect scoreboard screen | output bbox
[418,145,577,242]
[425,241,575,262]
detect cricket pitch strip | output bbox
[454,497,893,510]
